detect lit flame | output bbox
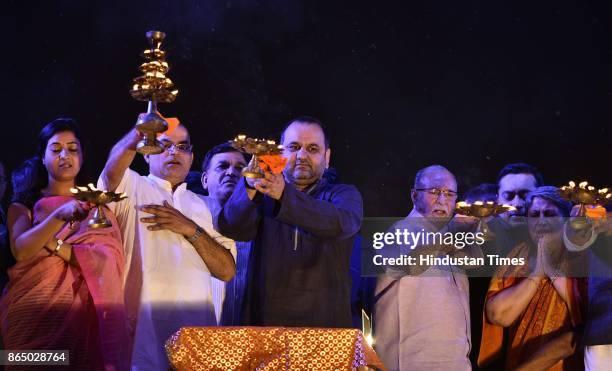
[456,201,469,207]
[237,134,246,140]
[600,188,609,194]
[579,181,588,189]
[588,186,595,191]
[486,201,494,204]
[70,188,78,194]
[145,71,165,79]
[569,181,576,188]
[474,201,483,206]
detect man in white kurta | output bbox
[99,124,236,370]
[374,165,473,371]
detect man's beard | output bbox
[285,163,323,187]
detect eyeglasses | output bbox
[160,141,193,154]
[500,189,530,201]
[528,209,561,217]
[414,188,457,198]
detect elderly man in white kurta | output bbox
[374,165,474,371]
[99,124,236,370]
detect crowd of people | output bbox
[0,116,610,370]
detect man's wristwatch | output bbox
[186,226,204,243]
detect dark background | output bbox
[0,0,612,216]
[2,0,610,216]
[2,0,611,367]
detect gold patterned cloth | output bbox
[165,326,386,370]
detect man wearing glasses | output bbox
[375,165,475,371]
[99,123,237,370]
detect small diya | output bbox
[560,181,610,229]
[70,184,128,228]
[230,135,286,178]
[455,201,516,239]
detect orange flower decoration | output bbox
[155,116,180,137]
[586,205,607,219]
[259,154,287,174]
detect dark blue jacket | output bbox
[214,177,363,328]
[584,235,612,346]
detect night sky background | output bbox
[2,0,611,216]
[2,1,611,367]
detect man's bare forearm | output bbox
[102,129,141,192]
[190,230,236,282]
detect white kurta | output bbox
[99,169,236,371]
[374,209,472,371]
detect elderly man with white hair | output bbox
[374,165,477,371]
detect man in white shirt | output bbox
[199,142,250,326]
[99,124,236,370]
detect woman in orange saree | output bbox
[479,186,587,371]
[0,118,130,370]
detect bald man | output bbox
[374,165,474,371]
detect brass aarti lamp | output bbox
[130,30,179,154]
[560,181,611,229]
[455,201,516,238]
[70,184,128,228]
[229,135,284,178]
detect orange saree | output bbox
[478,243,587,371]
[0,196,130,370]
